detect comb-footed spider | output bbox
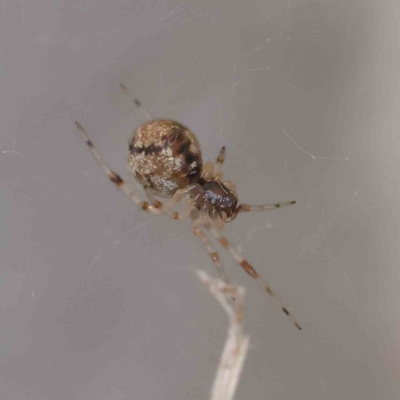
[75,83,301,330]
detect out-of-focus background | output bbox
[1,1,400,399]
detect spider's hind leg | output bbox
[191,215,230,284]
[208,226,302,331]
[192,226,230,284]
[75,121,182,220]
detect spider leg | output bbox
[224,180,237,193]
[119,82,153,121]
[164,188,188,210]
[213,146,226,181]
[144,187,176,212]
[239,200,296,213]
[215,146,226,170]
[76,121,183,220]
[208,226,302,330]
[214,169,224,181]
[164,188,206,221]
[192,226,230,284]
[203,160,224,181]
[202,161,215,180]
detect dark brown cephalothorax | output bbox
[128,119,202,198]
[76,83,301,331]
[190,178,239,223]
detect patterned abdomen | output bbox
[128,119,203,198]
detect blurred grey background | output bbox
[1,1,400,399]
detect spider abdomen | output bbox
[128,119,203,198]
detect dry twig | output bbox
[197,270,250,400]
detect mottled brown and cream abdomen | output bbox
[128,119,203,198]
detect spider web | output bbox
[1,1,399,400]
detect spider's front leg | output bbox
[193,227,230,284]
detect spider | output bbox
[75,83,301,330]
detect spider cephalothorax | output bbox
[191,178,239,223]
[76,83,301,330]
